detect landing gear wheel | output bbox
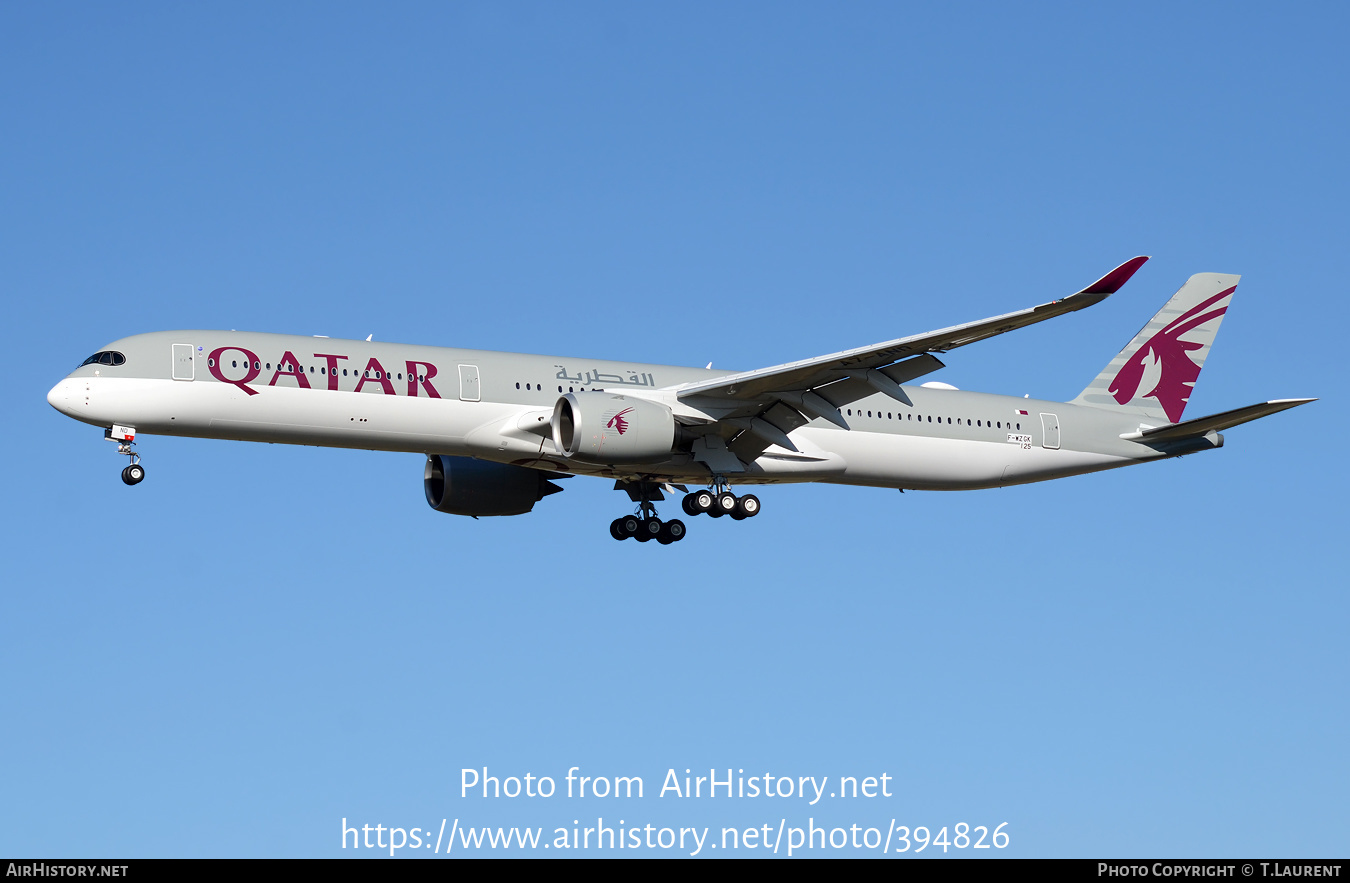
[716,491,738,516]
[657,519,687,544]
[735,494,760,518]
[681,494,697,516]
[619,515,641,539]
[693,490,715,514]
[637,516,662,542]
[122,464,145,486]
[610,518,626,541]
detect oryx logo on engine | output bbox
[606,408,634,435]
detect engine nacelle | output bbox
[424,455,564,517]
[552,392,677,463]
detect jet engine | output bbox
[551,391,677,463]
[424,455,565,517]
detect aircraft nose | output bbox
[47,379,75,415]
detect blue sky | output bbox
[3,2,1345,858]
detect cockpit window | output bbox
[80,351,126,367]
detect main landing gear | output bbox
[680,488,760,521]
[608,479,760,544]
[615,480,691,542]
[609,479,687,544]
[609,513,687,545]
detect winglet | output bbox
[1080,256,1150,295]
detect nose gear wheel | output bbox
[112,434,145,486]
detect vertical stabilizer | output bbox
[1071,273,1238,424]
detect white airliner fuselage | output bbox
[47,258,1313,543]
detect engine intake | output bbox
[424,455,565,517]
[552,392,677,464]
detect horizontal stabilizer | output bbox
[1121,398,1315,443]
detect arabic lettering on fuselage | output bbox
[553,365,656,388]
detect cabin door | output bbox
[172,344,195,381]
[458,364,481,402]
[1040,412,1060,449]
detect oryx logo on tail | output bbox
[1107,288,1232,423]
[1071,273,1238,423]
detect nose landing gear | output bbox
[106,424,144,485]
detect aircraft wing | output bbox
[663,256,1149,464]
[674,256,1150,405]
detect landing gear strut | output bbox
[609,481,686,544]
[608,478,758,543]
[107,425,145,486]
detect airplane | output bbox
[46,256,1313,544]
